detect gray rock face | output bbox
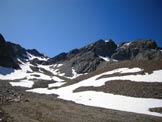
[135,49,162,60]
[48,39,117,64]
[47,52,67,64]
[128,40,157,49]
[47,39,162,76]
[72,51,102,73]
[79,39,117,57]
[112,39,161,60]
[48,39,117,75]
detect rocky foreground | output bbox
[0,80,162,122]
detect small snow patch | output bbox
[48,82,65,88]
[10,80,34,88]
[57,64,63,67]
[124,42,131,46]
[99,56,110,61]
[68,68,83,79]
[52,76,64,82]
[104,68,143,75]
[27,52,48,61]
[19,63,33,72]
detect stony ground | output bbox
[0,80,162,122]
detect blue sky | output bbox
[0,0,162,57]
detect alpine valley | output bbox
[0,33,162,122]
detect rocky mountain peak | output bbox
[80,39,117,57]
[47,52,68,64]
[47,39,117,65]
[126,40,157,49]
[46,38,162,76]
[46,39,118,75]
[27,49,45,57]
[112,39,161,60]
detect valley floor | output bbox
[0,81,162,122]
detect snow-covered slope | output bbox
[1,57,162,117]
[0,52,79,88]
[27,67,162,117]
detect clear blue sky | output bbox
[0,0,162,57]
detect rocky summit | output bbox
[46,38,162,77]
[47,39,117,75]
[112,40,161,60]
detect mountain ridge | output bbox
[0,33,162,77]
[46,38,162,76]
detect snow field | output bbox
[1,64,162,117]
[27,67,162,117]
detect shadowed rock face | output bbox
[0,34,5,43]
[0,34,20,69]
[6,42,27,59]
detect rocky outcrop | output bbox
[135,49,162,60]
[47,52,68,64]
[78,39,117,57]
[27,49,45,57]
[112,39,161,60]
